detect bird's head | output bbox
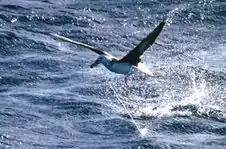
[90,55,111,68]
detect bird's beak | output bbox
[90,59,99,68]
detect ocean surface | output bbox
[0,0,226,149]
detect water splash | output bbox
[108,64,225,120]
[185,69,209,104]
[165,4,189,25]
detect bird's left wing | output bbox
[119,21,165,65]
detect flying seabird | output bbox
[50,21,165,87]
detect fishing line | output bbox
[110,83,147,136]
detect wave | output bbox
[0,0,226,148]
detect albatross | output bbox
[50,21,165,87]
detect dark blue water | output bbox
[0,0,226,149]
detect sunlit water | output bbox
[0,0,225,149]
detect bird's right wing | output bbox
[50,33,111,56]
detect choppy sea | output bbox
[0,0,226,149]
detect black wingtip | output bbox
[153,21,166,37]
[158,21,166,30]
[151,21,166,40]
[119,20,166,65]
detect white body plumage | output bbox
[94,55,153,76]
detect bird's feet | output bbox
[124,77,130,88]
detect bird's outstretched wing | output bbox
[119,21,166,65]
[50,33,111,56]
